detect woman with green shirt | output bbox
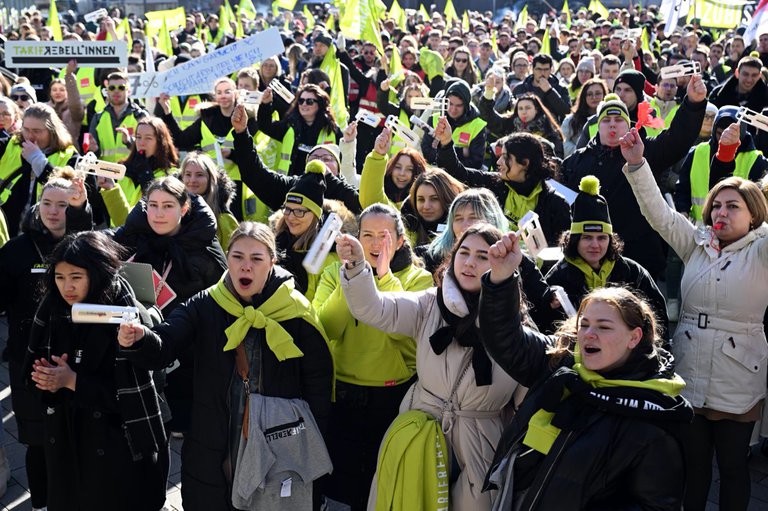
[98,117,178,226]
[313,203,432,510]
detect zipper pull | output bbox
[243,378,250,394]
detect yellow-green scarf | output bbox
[523,346,686,455]
[565,256,616,290]
[209,273,327,360]
[504,182,543,231]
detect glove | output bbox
[336,32,346,51]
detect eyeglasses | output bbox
[513,63,528,68]
[283,206,309,218]
[298,97,317,105]
[0,112,11,118]
[107,85,126,92]
[10,94,30,101]
[586,92,604,98]
[454,57,468,63]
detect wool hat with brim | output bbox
[570,175,612,234]
[285,160,327,219]
[597,93,630,127]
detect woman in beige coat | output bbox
[621,126,768,511]
[337,223,524,510]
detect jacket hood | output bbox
[444,78,480,125]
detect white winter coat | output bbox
[341,264,523,511]
[625,160,768,414]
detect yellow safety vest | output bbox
[431,116,487,148]
[689,142,760,222]
[204,28,225,46]
[200,121,270,223]
[0,141,77,203]
[277,126,337,174]
[94,110,139,163]
[170,95,202,131]
[644,98,680,137]
[59,67,105,125]
[388,109,414,157]
[588,119,598,140]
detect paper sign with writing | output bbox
[5,41,128,68]
[126,72,165,99]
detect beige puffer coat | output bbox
[341,264,524,510]
[625,160,768,414]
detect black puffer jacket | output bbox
[478,273,693,511]
[121,267,334,511]
[561,96,706,277]
[435,142,571,247]
[512,74,571,121]
[113,195,227,314]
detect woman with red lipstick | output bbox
[98,116,179,227]
[313,203,432,510]
[0,168,91,511]
[543,175,669,338]
[623,128,768,511]
[335,223,525,510]
[25,231,166,511]
[113,176,227,438]
[117,222,333,511]
[476,231,692,511]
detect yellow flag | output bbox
[389,0,406,31]
[304,5,315,29]
[514,5,528,32]
[235,6,245,38]
[491,30,498,53]
[320,44,349,129]
[641,26,650,52]
[563,0,571,28]
[462,11,470,31]
[588,0,609,18]
[239,0,257,20]
[445,0,459,24]
[158,17,173,56]
[340,0,385,55]
[145,7,185,37]
[273,0,298,10]
[388,46,403,104]
[116,17,133,47]
[540,27,550,55]
[419,4,430,19]
[327,12,336,31]
[47,0,62,41]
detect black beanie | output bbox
[570,176,613,234]
[314,31,333,48]
[614,69,645,105]
[285,160,327,219]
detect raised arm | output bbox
[620,129,698,261]
[359,129,394,208]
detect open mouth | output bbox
[461,271,475,278]
[583,345,601,354]
[238,278,253,288]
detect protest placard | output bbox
[5,41,128,68]
[126,28,283,99]
[83,8,108,23]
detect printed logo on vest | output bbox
[458,132,471,145]
[188,98,198,108]
[80,78,90,88]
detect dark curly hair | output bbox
[287,83,338,134]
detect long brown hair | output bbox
[124,117,179,170]
[287,83,338,134]
[17,103,73,152]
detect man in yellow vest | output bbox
[88,72,148,163]
[644,75,680,137]
[422,80,487,169]
[674,106,768,223]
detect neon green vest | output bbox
[95,110,139,163]
[200,121,270,223]
[59,67,105,125]
[204,27,225,46]
[689,142,759,221]
[431,116,487,148]
[170,95,202,130]
[644,98,680,137]
[0,141,77,203]
[588,119,599,140]
[277,126,337,174]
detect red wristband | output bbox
[715,141,740,163]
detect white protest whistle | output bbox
[303,212,343,274]
[75,152,127,180]
[385,115,420,148]
[84,8,108,23]
[409,114,435,136]
[213,140,226,169]
[659,61,700,80]
[551,286,577,317]
[269,80,295,104]
[515,211,548,258]
[71,303,139,325]
[736,106,768,132]
[238,89,263,105]
[410,96,449,118]
[355,109,382,128]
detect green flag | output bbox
[390,0,407,31]
[563,0,571,28]
[47,0,62,41]
[514,5,528,32]
[419,47,445,80]
[320,45,350,129]
[304,5,315,29]
[239,0,257,20]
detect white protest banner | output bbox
[158,27,284,96]
[84,8,108,23]
[126,72,165,99]
[5,41,128,68]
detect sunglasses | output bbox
[283,206,309,218]
[10,94,30,101]
[108,85,127,92]
[454,57,468,63]
[298,97,317,106]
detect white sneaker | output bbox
[667,299,680,320]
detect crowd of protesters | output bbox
[0,1,768,510]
